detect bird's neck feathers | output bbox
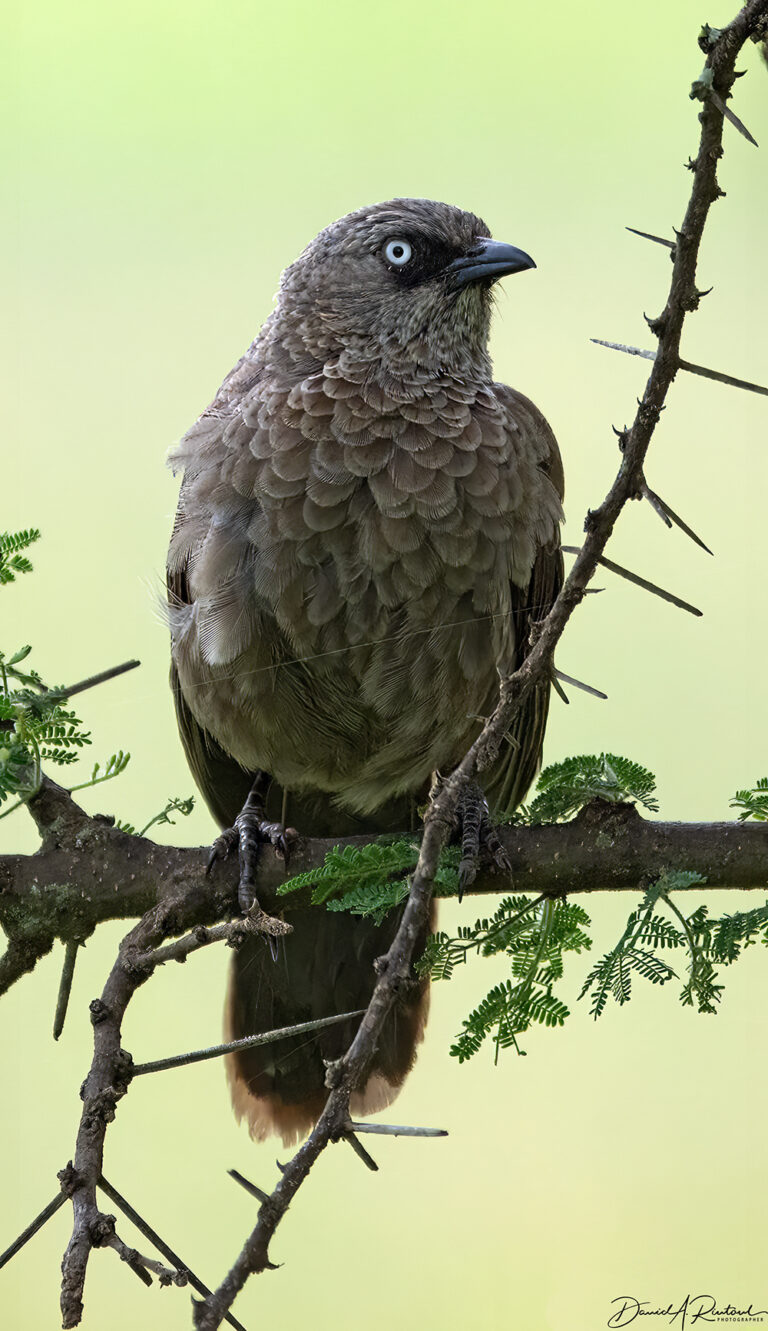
[263,286,494,396]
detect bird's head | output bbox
[274,198,535,378]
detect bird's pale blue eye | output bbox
[384,239,413,267]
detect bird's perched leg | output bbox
[208,771,298,914]
[454,781,511,901]
[430,774,511,900]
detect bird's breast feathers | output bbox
[167,352,561,806]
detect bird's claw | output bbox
[207,826,240,873]
[206,781,298,917]
[455,782,510,902]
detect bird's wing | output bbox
[483,384,564,814]
[166,339,268,830]
[167,552,256,829]
[168,504,417,837]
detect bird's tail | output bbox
[165,684,432,1145]
[224,903,432,1146]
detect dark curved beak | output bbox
[447,237,536,288]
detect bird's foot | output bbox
[454,781,511,902]
[207,776,298,918]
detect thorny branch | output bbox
[55,891,282,1326]
[2,778,768,995]
[1,5,767,1327]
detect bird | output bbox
[167,198,564,1145]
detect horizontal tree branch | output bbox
[2,780,767,991]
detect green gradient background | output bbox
[4,1,768,1327]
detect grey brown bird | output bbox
[167,198,563,1145]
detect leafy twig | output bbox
[731,777,768,822]
[0,529,41,584]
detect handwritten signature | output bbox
[608,1295,768,1329]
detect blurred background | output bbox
[4,0,768,1327]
